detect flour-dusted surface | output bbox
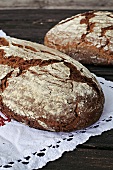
[0,75,113,170]
[44,11,113,65]
[0,32,104,132]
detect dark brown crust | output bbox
[0,47,100,93]
[68,42,113,65]
[44,11,113,65]
[0,38,9,46]
[0,37,105,132]
[80,11,96,41]
[45,37,113,66]
[0,93,104,132]
[64,61,101,94]
[0,71,14,92]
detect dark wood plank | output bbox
[81,129,113,149]
[85,65,113,81]
[41,148,113,170]
[0,9,84,21]
[0,9,86,42]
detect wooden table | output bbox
[0,9,113,170]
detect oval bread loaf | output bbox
[44,11,113,65]
[0,36,104,132]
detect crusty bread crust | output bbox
[0,37,104,132]
[44,11,113,65]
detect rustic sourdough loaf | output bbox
[0,36,104,132]
[44,11,113,65]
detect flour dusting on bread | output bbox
[0,36,104,131]
[44,11,113,65]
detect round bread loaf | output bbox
[0,36,104,132]
[44,11,113,65]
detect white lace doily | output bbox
[0,30,113,170]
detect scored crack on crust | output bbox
[0,36,104,132]
[44,11,113,65]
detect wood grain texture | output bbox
[0,9,113,170]
[42,148,113,170]
[0,0,113,9]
